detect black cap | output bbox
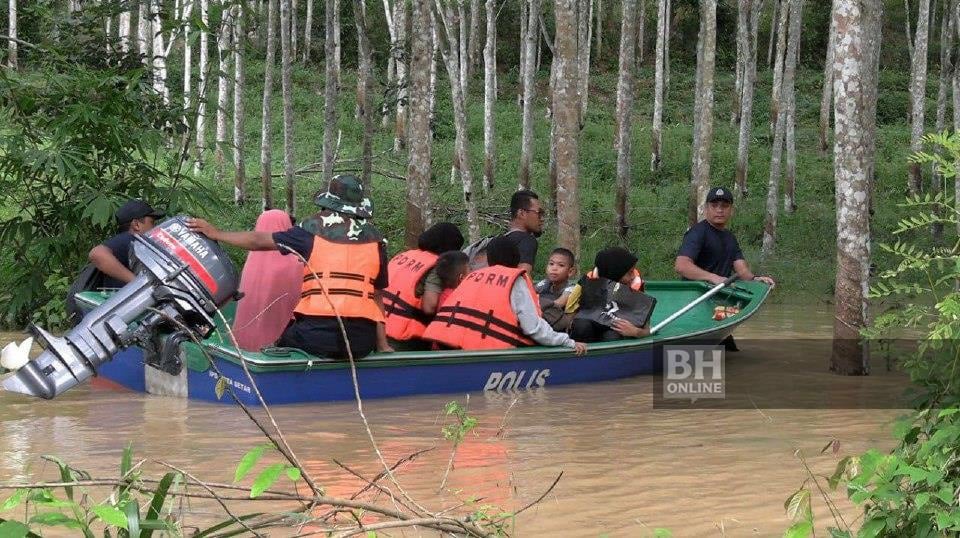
[595,247,638,282]
[116,199,165,226]
[706,187,734,204]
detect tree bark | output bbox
[394,0,408,151]
[468,0,481,73]
[406,0,434,248]
[261,0,278,210]
[150,0,169,103]
[831,0,880,376]
[766,0,778,67]
[119,7,131,53]
[482,0,497,191]
[458,0,468,93]
[614,0,637,239]
[233,3,246,205]
[304,0,313,61]
[334,0,342,85]
[762,0,803,257]
[196,0,210,173]
[637,0,646,64]
[434,0,480,241]
[519,0,541,190]
[577,0,593,125]
[688,0,717,226]
[215,3,233,182]
[909,0,931,196]
[650,0,667,172]
[138,1,150,61]
[323,0,340,184]
[818,7,837,156]
[595,0,602,56]
[518,0,527,107]
[281,0,296,213]
[769,0,789,135]
[553,0,581,259]
[183,0,194,113]
[8,0,16,68]
[734,0,762,198]
[932,0,953,242]
[783,0,803,214]
[292,0,299,58]
[354,0,374,187]
[906,0,915,61]
[731,0,748,126]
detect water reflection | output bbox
[0,304,904,536]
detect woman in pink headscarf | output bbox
[231,210,303,351]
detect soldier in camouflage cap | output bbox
[314,174,374,219]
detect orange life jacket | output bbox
[422,265,540,350]
[382,249,439,340]
[295,235,384,323]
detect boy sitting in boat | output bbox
[567,247,654,342]
[423,236,587,355]
[535,247,577,332]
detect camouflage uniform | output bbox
[299,174,384,245]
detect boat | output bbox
[74,280,770,405]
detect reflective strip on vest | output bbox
[383,250,439,341]
[422,265,537,350]
[296,236,384,322]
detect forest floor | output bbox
[186,61,935,302]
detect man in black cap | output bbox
[675,187,775,287]
[88,199,165,289]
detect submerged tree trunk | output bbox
[783,0,803,213]
[482,0,496,191]
[735,0,762,198]
[614,0,638,239]
[831,0,879,376]
[260,0,278,210]
[908,0,931,196]
[762,0,803,257]
[354,0,374,187]
[650,0,667,172]
[406,0,433,247]
[196,0,210,172]
[818,8,837,156]
[553,0,581,259]
[434,0,480,241]
[519,0,541,190]
[394,0,408,150]
[8,0,16,68]
[281,0,296,212]
[688,0,717,226]
[323,0,340,184]
[233,3,246,205]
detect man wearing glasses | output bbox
[502,189,544,275]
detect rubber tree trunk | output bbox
[518,0,527,107]
[688,0,717,226]
[119,6,131,53]
[637,0,646,64]
[762,0,803,257]
[138,1,150,61]
[577,0,593,125]
[406,0,433,248]
[482,0,497,192]
[260,0,278,210]
[291,0,299,58]
[233,3,246,205]
[354,0,374,188]
[595,0,602,56]
[908,0,931,196]
[766,0,778,67]
[215,4,232,182]
[323,0,340,184]
[468,0,481,74]
[183,0,194,113]
[458,0,468,93]
[553,0,582,260]
[394,0,408,151]
[731,0,748,126]
[818,9,837,156]
[434,0,480,242]
[614,0,638,239]
[519,0,541,190]
[769,0,789,135]
[150,0,169,103]
[281,0,296,213]
[932,0,953,242]
[783,0,804,214]
[650,0,668,172]
[304,0,312,61]
[8,0,16,68]
[734,0,762,198]
[195,0,210,173]
[831,0,881,376]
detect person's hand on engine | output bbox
[187,218,220,240]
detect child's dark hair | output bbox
[550,247,575,267]
[435,251,470,288]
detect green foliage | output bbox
[232,443,301,499]
[441,400,478,446]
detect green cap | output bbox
[314,174,374,219]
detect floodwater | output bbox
[0,304,909,537]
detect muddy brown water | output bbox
[0,305,908,536]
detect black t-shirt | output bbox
[677,220,745,278]
[503,229,538,267]
[100,231,135,289]
[272,226,389,290]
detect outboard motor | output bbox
[2,216,239,399]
